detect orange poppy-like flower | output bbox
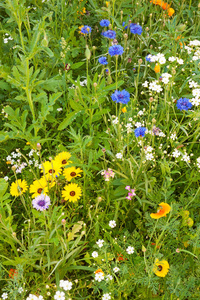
[161,2,169,10]
[150,202,171,219]
[122,107,127,113]
[95,268,104,275]
[9,268,18,278]
[168,7,175,16]
[154,63,160,73]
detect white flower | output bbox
[59,280,72,291]
[177,58,184,64]
[109,220,116,228]
[113,267,120,273]
[189,80,198,88]
[95,272,104,282]
[158,56,166,64]
[126,246,135,254]
[116,153,123,159]
[144,146,153,153]
[172,149,181,158]
[92,251,98,258]
[189,39,200,47]
[168,56,176,62]
[106,274,113,281]
[138,110,144,116]
[57,108,63,112]
[4,176,9,181]
[26,295,38,300]
[135,122,142,128]
[38,296,44,300]
[18,287,24,294]
[170,133,177,140]
[146,153,154,161]
[112,117,119,124]
[125,123,133,129]
[128,117,133,121]
[142,80,148,87]
[102,293,111,300]
[2,293,8,300]
[96,239,104,248]
[158,131,165,137]
[54,291,65,300]
[192,89,200,97]
[181,154,190,163]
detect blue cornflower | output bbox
[98,56,108,65]
[100,19,110,27]
[146,54,152,62]
[102,30,116,39]
[81,25,92,34]
[111,90,130,104]
[134,127,147,138]
[130,23,143,35]
[176,98,193,111]
[108,45,124,56]
[122,22,128,29]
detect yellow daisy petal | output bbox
[63,166,83,181]
[10,179,28,197]
[62,183,82,202]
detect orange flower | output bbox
[150,202,171,219]
[154,63,160,73]
[9,268,18,279]
[122,107,127,113]
[168,7,175,16]
[161,2,169,10]
[95,268,104,275]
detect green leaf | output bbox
[58,111,82,130]
[71,62,85,70]
[0,179,8,198]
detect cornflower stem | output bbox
[115,55,118,89]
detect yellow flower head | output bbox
[150,202,171,219]
[63,166,83,181]
[122,107,127,113]
[54,152,72,167]
[41,174,56,191]
[153,259,169,277]
[168,7,175,16]
[62,183,82,202]
[10,179,28,197]
[41,160,62,177]
[29,178,48,198]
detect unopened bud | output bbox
[37,143,41,150]
[93,82,97,88]
[85,45,91,60]
[61,219,66,225]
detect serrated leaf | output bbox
[58,111,82,130]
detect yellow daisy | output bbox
[10,179,28,197]
[54,152,72,167]
[41,160,62,177]
[29,178,48,198]
[63,166,83,181]
[153,259,169,277]
[62,183,82,202]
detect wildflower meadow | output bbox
[0,0,200,299]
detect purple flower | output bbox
[130,23,143,35]
[176,98,193,111]
[102,30,116,39]
[108,45,124,56]
[32,194,51,211]
[100,19,110,27]
[98,56,108,65]
[134,127,147,137]
[81,25,92,34]
[111,90,130,104]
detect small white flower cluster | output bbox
[148,53,166,64]
[6,151,27,173]
[125,122,133,133]
[109,220,116,228]
[181,152,190,164]
[149,81,163,93]
[91,251,98,258]
[69,79,87,89]
[197,157,200,169]
[102,293,111,300]
[26,294,44,300]
[168,56,184,64]
[96,239,104,248]
[59,279,73,291]
[161,73,172,84]
[170,133,177,141]
[190,88,200,106]
[144,146,154,161]
[3,33,13,44]
[172,148,181,158]
[54,291,65,300]
[112,116,119,124]
[185,40,200,60]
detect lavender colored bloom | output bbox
[98,56,108,65]
[81,25,92,34]
[130,23,143,35]
[32,194,51,211]
[176,98,193,111]
[111,90,130,104]
[102,30,116,39]
[134,127,147,137]
[108,45,124,56]
[100,19,110,27]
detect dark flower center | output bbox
[70,172,76,177]
[62,160,67,164]
[49,169,55,174]
[38,200,46,207]
[37,188,43,194]
[70,191,76,196]
[157,265,163,271]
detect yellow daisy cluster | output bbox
[10,151,83,203]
